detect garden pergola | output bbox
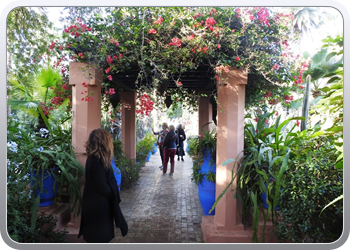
[66,61,277,243]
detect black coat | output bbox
[176,128,186,143]
[78,156,128,243]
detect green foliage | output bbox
[136,133,156,166]
[206,171,216,182]
[7,112,85,218]
[113,140,142,189]
[7,7,55,80]
[274,138,343,243]
[190,157,204,185]
[198,126,217,155]
[7,121,68,243]
[189,126,217,185]
[186,136,199,157]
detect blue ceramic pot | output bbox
[152,143,158,154]
[197,147,216,215]
[30,167,59,207]
[111,159,122,191]
[146,151,152,162]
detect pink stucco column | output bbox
[201,67,250,242]
[69,62,102,166]
[198,91,213,136]
[120,91,136,159]
[67,62,102,239]
[215,67,247,231]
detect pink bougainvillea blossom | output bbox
[109,88,116,95]
[149,28,157,34]
[168,38,182,47]
[106,55,113,64]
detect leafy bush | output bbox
[136,134,155,166]
[274,137,343,243]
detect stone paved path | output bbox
[110,147,204,243]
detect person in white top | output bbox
[152,122,168,169]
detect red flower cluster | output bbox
[136,93,154,116]
[149,28,157,34]
[209,8,218,15]
[271,63,280,71]
[293,61,309,89]
[104,88,116,95]
[64,18,92,37]
[187,34,195,41]
[109,38,119,46]
[263,91,281,105]
[153,16,163,25]
[284,94,294,104]
[169,38,182,47]
[40,102,54,115]
[106,54,123,64]
[205,17,217,31]
[192,12,204,19]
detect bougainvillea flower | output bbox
[107,55,113,64]
[109,88,116,95]
[108,75,113,81]
[149,28,157,34]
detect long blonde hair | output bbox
[85,128,113,170]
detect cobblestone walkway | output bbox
[110,147,204,243]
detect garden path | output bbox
[110,146,204,243]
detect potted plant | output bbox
[189,125,217,215]
[113,139,142,189]
[7,112,85,216]
[136,134,155,166]
[143,132,157,161]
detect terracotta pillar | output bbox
[69,62,102,167]
[120,91,136,159]
[198,91,213,137]
[201,67,251,242]
[67,62,102,240]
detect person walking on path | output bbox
[175,124,186,161]
[152,122,168,170]
[78,128,128,243]
[162,125,179,176]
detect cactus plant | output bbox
[301,75,311,131]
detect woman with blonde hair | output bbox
[79,128,128,243]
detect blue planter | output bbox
[30,167,59,207]
[111,159,122,191]
[186,143,190,154]
[198,148,216,215]
[152,143,158,154]
[198,178,216,215]
[146,151,152,162]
